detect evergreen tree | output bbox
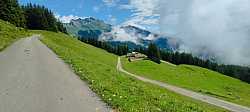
[147,43,161,64]
[0,0,26,27]
[174,51,181,64]
[56,20,67,33]
[22,3,67,33]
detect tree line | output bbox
[136,44,250,83]
[145,43,161,64]
[159,50,250,83]
[79,37,162,64]
[78,37,129,56]
[78,37,250,83]
[0,0,67,33]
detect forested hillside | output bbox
[0,0,26,27]
[0,0,66,33]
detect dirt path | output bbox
[160,60,177,66]
[117,57,250,112]
[0,36,110,112]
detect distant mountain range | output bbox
[63,17,112,38]
[63,17,180,51]
[63,17,246,64]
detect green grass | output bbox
[33,30,228,112]
[121,57,250,107]
[0,20,30,51]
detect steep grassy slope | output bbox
[0,20,29,51]
[34,30,227,112]
[121,58,250,107]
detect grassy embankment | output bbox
[0,20,30,51]
[121,57,250,107]
[34,30,227,112]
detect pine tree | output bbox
[22,3,67,33]
[147,43,161,64]
[56,20,67,33]
[0,0,26,27]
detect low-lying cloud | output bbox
[160,0,250,65]
[100,26,138,44]
[99,26,157,45]
[56,15,85,23]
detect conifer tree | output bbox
[22,3,67,33]
[0,0,26,27]
[147,43,161,64]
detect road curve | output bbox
[0,36,110,112]
[117,57,250,112]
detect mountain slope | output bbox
[64,18,180,51]
[36,30,225,112]
[121,57,250,107]
[63,17,111,38]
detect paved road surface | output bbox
[117,57,250,112]
[0,36,110,112]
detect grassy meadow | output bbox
[34,30,227,112]
[121,57,250,107]
[0,20,30,51]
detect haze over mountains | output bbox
[18,0,250,65]
[160,0,250,65]
[63,17,180,51]
[63,15,250,66]
[1,0,250,111]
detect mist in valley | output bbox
[159,0,250,65]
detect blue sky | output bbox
[18,0,250,65]
[19,0,160,31]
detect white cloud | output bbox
[100,26,157,45]
[55,14,84,23]
[120,0,160,30]
[112,27,138,43]
[102,0,119,7]
[160,0,250,65]
[100,26,139,44]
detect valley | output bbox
[37,30,227,111]
[1,0,250,111]
[1,19,250,111]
